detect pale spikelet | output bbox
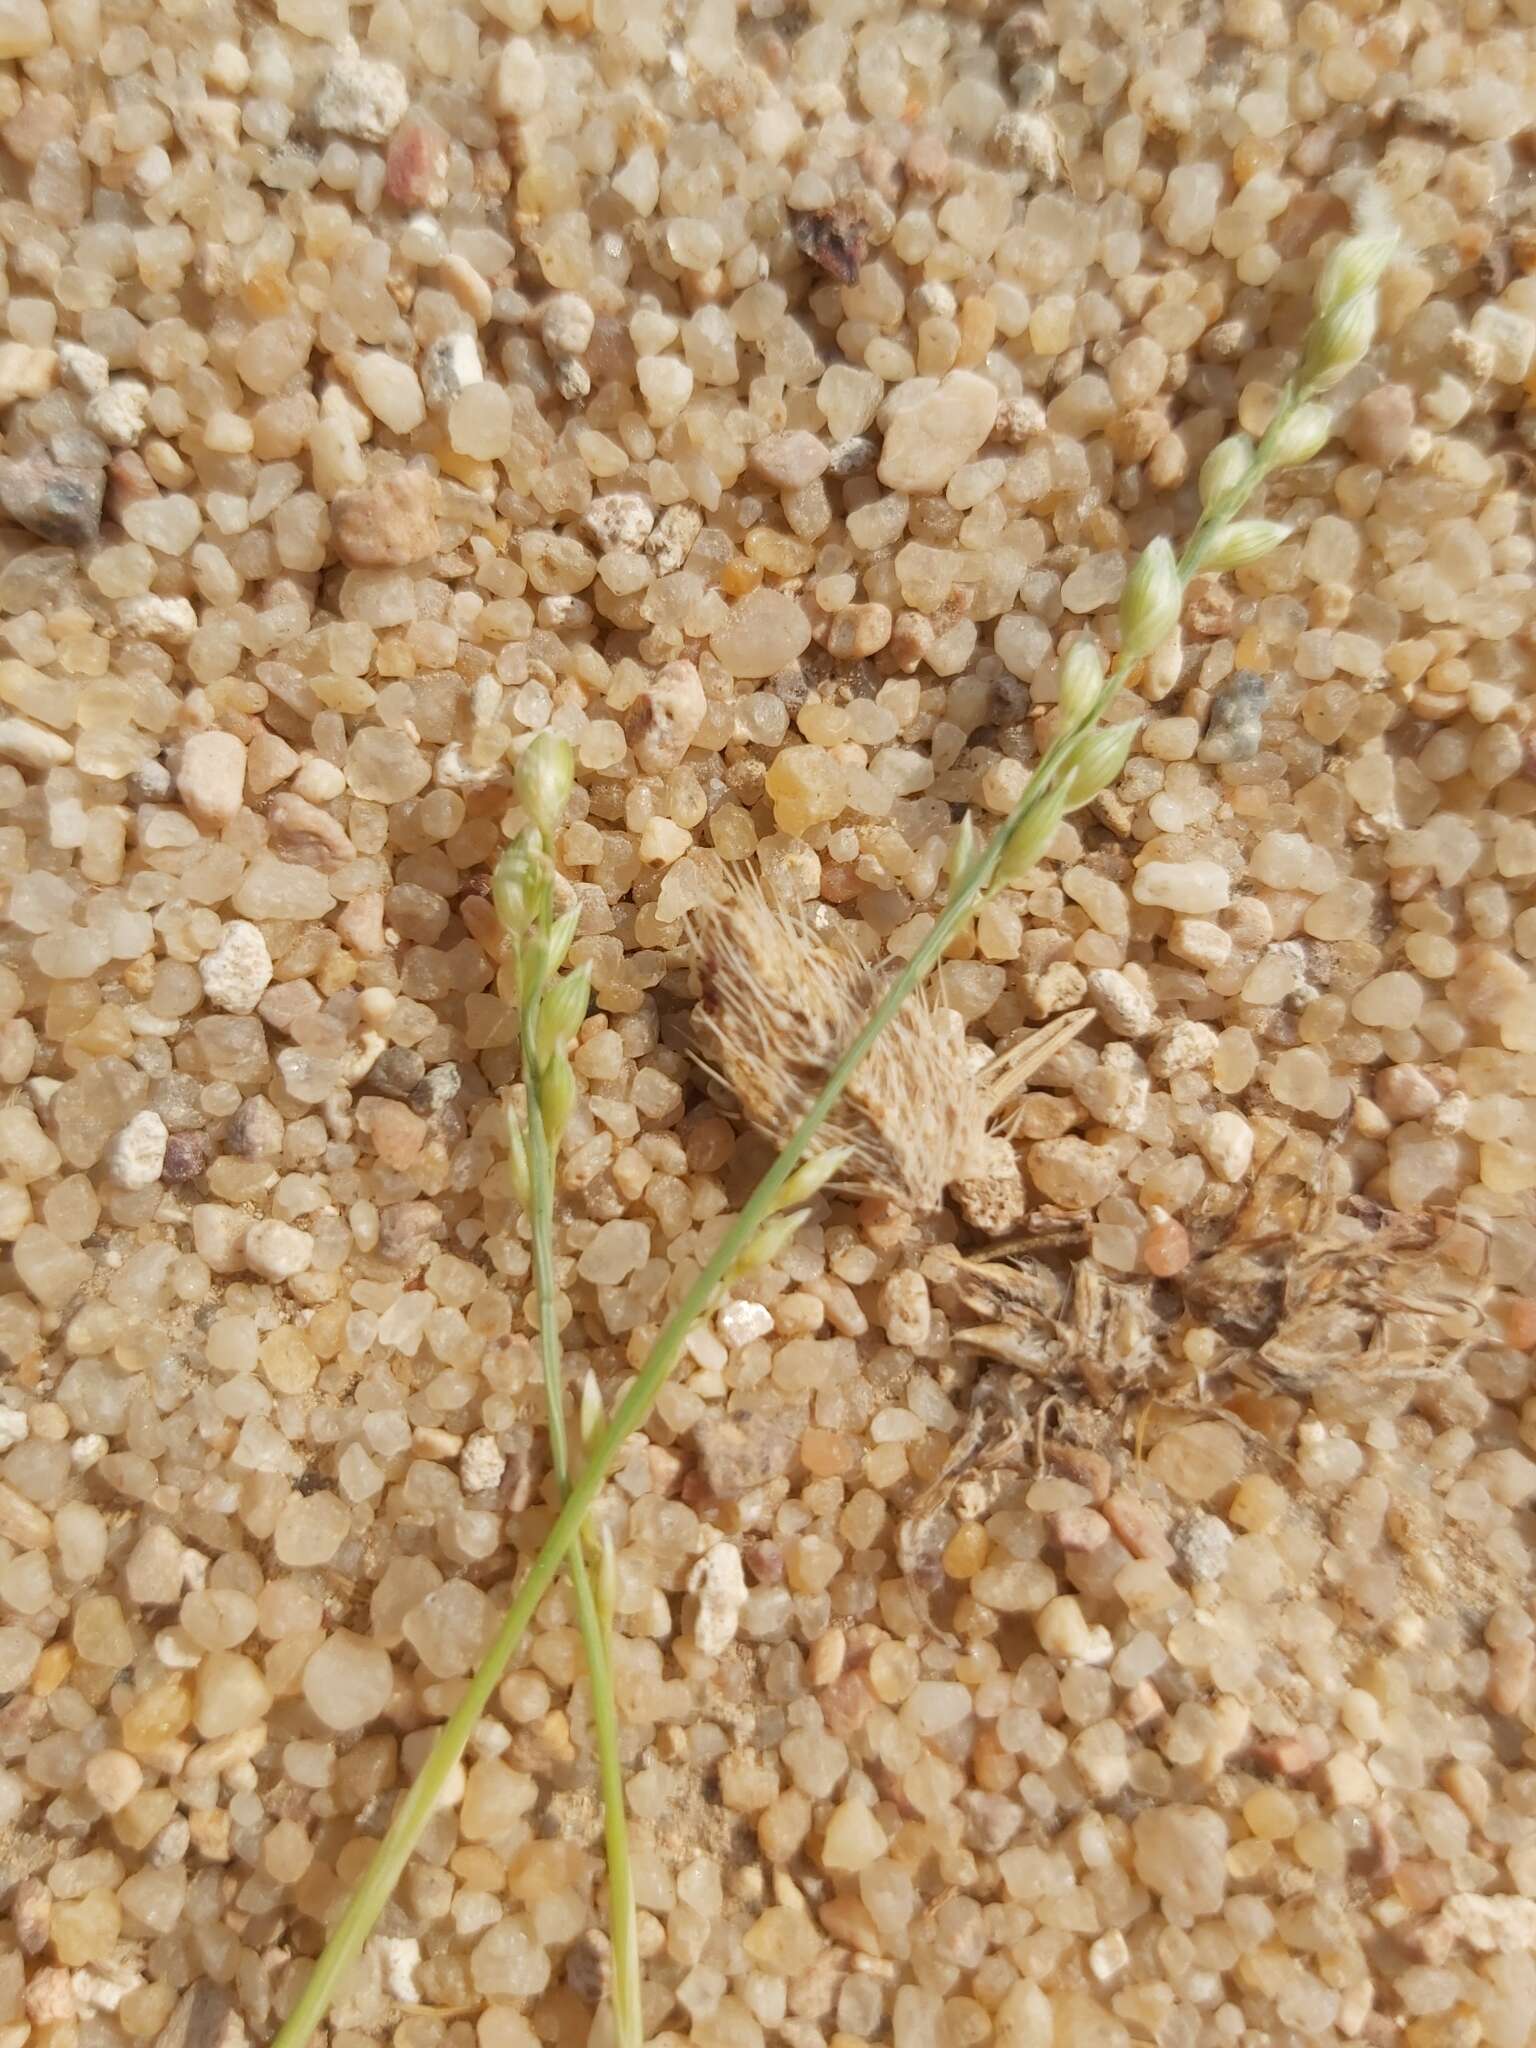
[689,877,999,1213]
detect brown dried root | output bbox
[689,875,1086,1218]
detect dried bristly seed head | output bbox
[688,876,1001,1214]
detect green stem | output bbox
[269,348,1323,2048]
[267,807,1002,2048]
[521,990,642,2048]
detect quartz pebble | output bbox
[693,1407,801,1500]
[710,588,812,678]
[0,456,104,545]
[751,431,830,490]
[0,0,49,55]
[1133,860,1231,913]
[625,659,706,773]
[301,1632,393,1732]
[878,371,999,493]
[1196,1109,1253,1183]
[1133,1807,1228,1919]
[244,1219,314,1282]
[331,470,439,566]
[1148,1422,1244,1503]
[176,732,247,831]
[1346,382,1414,468]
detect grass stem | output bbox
[267,235,1386,2048]
[521,985,642,2048]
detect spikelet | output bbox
[689,876,1000,1214]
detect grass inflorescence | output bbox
[268,221,1396,2048]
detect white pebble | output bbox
[717,1300,774,1348]
[576,1218,650,1283]
[350,351,426,435]
[376,1938,422,2004]
[688,1541,748,1658]
[244,1219,315,1282]
[1197,1110,1254,1184]
[1169,917,1231,970]
[199,921,273,1014]
[583,492,656,553]
[310,49,409,140]
[1132,859,1231,913]
[1149,1020,1220,1079]
[293,757,347,802]
[637,355,694,426]
[491,36,546,119]
[540,293,595,357]
[57,342,108,396]
[459,1432,506,1496]
[421,333,483,410]
[85,379,151,448]
[0,716,72,769]
[118,594,197,644]
[103,1110,169,1190]
[626,659,705,774]
[1036,1594,1113,1663]
[1085,968,1157,1039]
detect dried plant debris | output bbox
[902,1167,1484,1613]
[934,1245,1162,1405]
[689,876,1088,1224]
[789,203,869,284]
[1176,1174,1476,1391]
[937,1165,1478,1405]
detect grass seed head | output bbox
[689,877,999,1214]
